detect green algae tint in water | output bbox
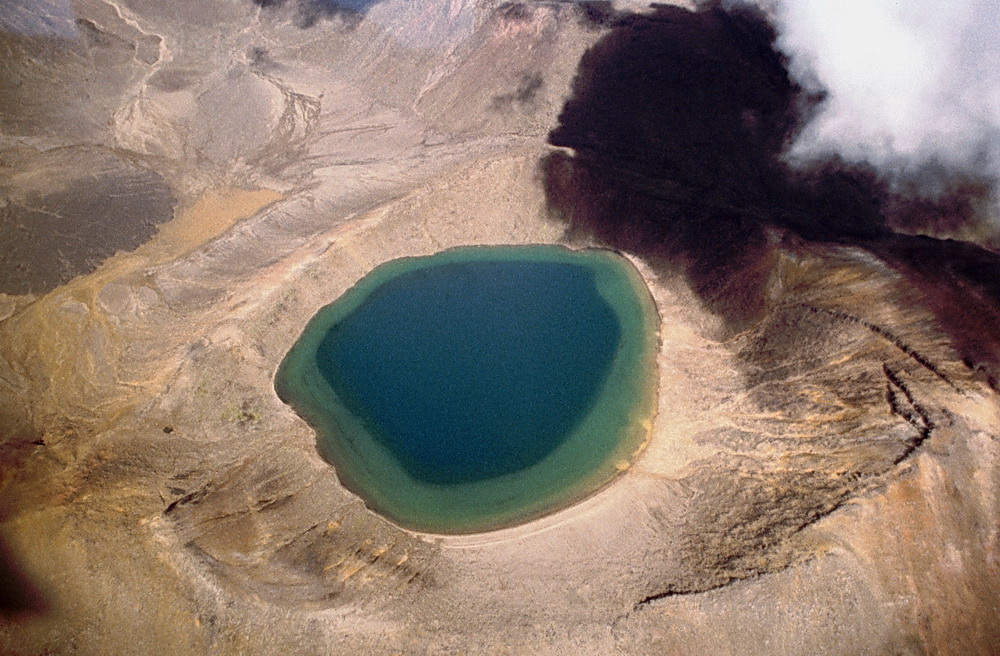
[275,245,658,534]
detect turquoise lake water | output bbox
[275,245,658,534]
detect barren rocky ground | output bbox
[1,1,998,654]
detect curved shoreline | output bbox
[275,243,661,535]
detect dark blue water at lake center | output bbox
[315,260,621,485]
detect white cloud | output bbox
[767,0,1000,182]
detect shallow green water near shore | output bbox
[275,245,658,534]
